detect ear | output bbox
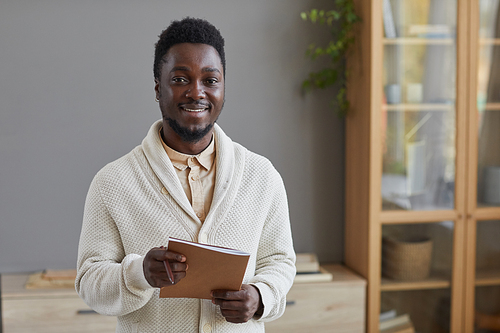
[154,79,160,99]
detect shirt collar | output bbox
[159,127,216,171]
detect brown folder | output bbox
[159,237,250,299]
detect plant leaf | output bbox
[300,0,360,117]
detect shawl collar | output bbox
[141,120,245,230]
[141,120,195,220]
[208,123,243,222]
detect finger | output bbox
[211,289,245,301]
[212,298,238,309]
[147,259,177,275]
[225,317,245,324]
[212,297,244,313]
[172,271,187,283]
[154,272,183,286]
[146,271,174,288]
[220,309,242,319]
[144,261,176,280]
[169,262,188,272]
[213,297,251,314]
[154,269,187,287]
[157,247,187,262]
[220,309,251,323]
[157,275,175,287]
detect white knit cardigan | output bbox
[76,120,296,333]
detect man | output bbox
[76,17,295,333]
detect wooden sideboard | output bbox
[266,264,367,333]
[1,264,366,332]
[0,273,116,333]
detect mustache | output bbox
[178,101,210,108]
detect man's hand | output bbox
[143,247,187,288]
[211,284,263,323]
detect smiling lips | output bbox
[180,104,210,113]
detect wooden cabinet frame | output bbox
[345,0,500,332]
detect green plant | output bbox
[301,1,360,117]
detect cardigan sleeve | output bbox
[75,175,155,316]
[248,170,296,322]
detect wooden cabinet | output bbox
[1,274,116,333]
[345,0,500,332]
[266,265,366,333]
[0,266,364,333]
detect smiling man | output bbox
[156,42,224,154]
[75,17,296,333]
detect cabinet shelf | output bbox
[380,210,458,224]
[479,38,500,45]
[480,103,500,111]
[474,206,500,219]
[383,103,454,111]
[475,269,500,286]
[381,272,451,291]
[384,37,454,45]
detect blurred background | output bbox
[0,0,345,273]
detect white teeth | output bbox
[184,108,206,112]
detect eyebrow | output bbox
[202,67,221,74]
[170,66,189,73]
[170,66,221,74]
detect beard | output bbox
[166,117,214,143]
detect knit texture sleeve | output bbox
[247,163,296,322]
[75,173,155,316]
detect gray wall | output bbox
[0,0,344,273]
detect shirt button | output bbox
[203,323,211,333]
[197,212,203,218]
[199,233,208,243]
[161,187,168,194]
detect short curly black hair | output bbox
[153,17,226,80]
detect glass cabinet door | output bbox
[477,0,500,208]
[379,0,460,332]
[474,220,500,332]
[473,3,500,332]
[381,0,457,211]
[381,222,455,332]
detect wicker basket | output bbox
[382,236,433,281]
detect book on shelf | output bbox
[25,270,77,289]
[42,269,77,281]
[408,24,453,38]
[294,266,333,283]
[380,313,412,331]
[383,0,397,38]
[159,237,250,300]
[295,253,320,273]
[381,322,415,333]
[380,309,397,322]
[475,311,500,331]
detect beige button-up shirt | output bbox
[159,129,216,222]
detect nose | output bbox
[185,81,205,100]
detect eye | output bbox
[172,77,188,84]
[205,78,219,85]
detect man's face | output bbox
[155,43,225,146]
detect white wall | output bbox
[0,0,345,272]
